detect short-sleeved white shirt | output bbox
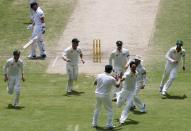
[3,58,23,77]
[123,70,137,91]
[95,73,116,96]
[166,46,186,64]
[109,48,129,72]
[33,7,44,26]
[63,46,82,65]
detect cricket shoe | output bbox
[130,105,136,111]
[40,54,47,58]
[106,125,116,130]
[140,104,146,113]
[27,55,36,59]
[162,91,167,96]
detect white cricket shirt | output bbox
[109,48,129,72]
[63,46,82,65]
[33,7,44,26]
[95,73,116,96]
[3,58,23,77]
[166,46,186,66]
[123,70,137,91]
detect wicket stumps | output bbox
[93,39,101,63]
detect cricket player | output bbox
[92,65,121,129]
[109,40,130,75]
[132,56,146,112]
[28,2,46,58]
[3,50,25,108]
[109,41,130,99]
[62,38,85,94]
[160,40,186,96]
[116,61,137,124]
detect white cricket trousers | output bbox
[133,86,145,111]
[66,64,78,92]
[92,94,113,127]
[160,63,178,92]
[119,90,135,123]
[30,25,46,56]
[7,76,21,106]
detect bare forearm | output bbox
[80,53,83,60]
[62,55,68,61]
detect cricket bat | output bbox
[23,36,38,49]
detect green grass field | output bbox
[0,0,191,131]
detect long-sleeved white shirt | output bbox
[95,73,116,96]
[122,70,137,91]
[165,46,186,66]
[63,46,82,65]
[3,58,23,77]
[109,48,130,73]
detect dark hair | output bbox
[13,49,20,55]
[129,61,136,68]
[30,2,38,8]
[72,38,80,43]
[105,65,113,73]
[116,41,123,46]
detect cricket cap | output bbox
[176,40,183,47]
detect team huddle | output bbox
[3,1,186,130]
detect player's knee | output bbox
[16,90,20,95]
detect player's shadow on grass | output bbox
[63,90,85,96]
[115,118,139,126]
[6,104,25,110]
[162,94,187,100]
[132,110,147,115]
[94,126,122,131]
[28,56,46,60]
